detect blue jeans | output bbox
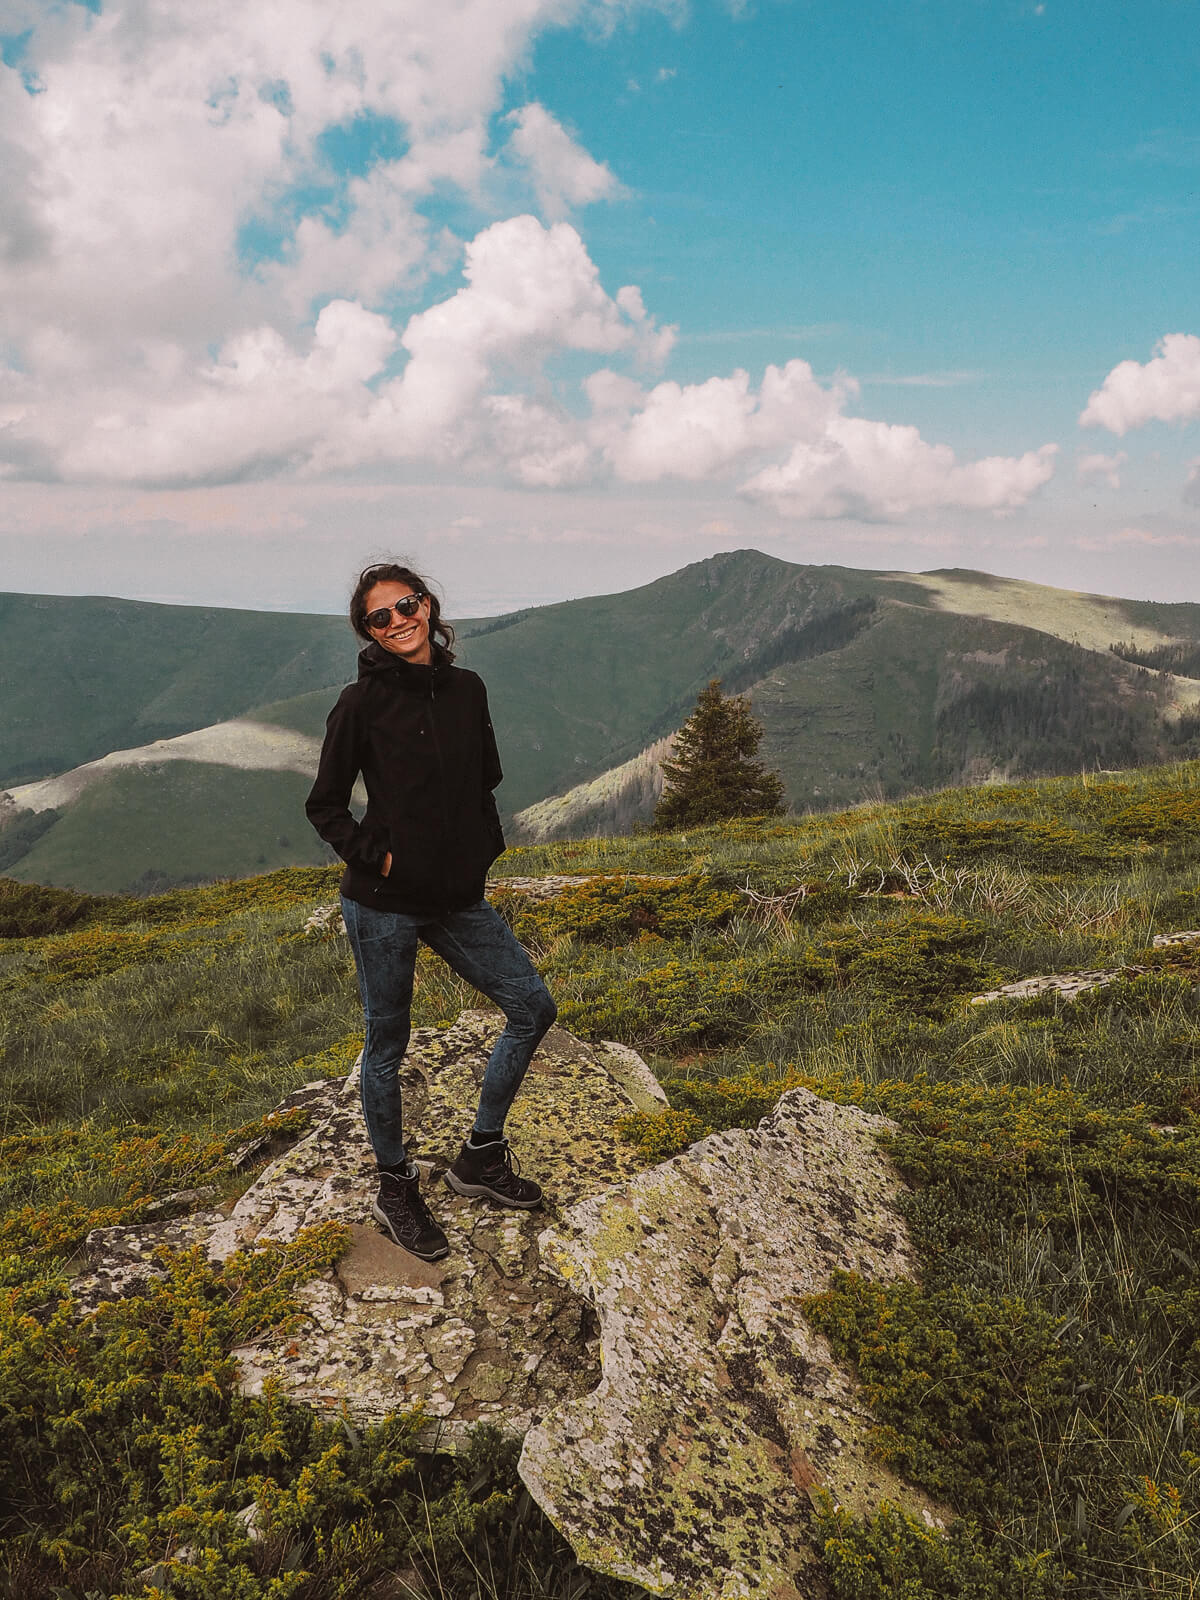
[340,895,557,1170]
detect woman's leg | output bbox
[340,896,421,1170]
[421,900,557,1135]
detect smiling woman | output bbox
[305,561,557,1264]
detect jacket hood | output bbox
[356,640,451,684]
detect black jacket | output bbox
[305,642,506,916]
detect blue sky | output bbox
[531,0,1199,431]
[0,0,1198,613]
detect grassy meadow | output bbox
[3,761,1200,1597]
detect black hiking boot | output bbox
[371,1166,450,1261]
[444,1137,543,1209]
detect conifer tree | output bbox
[654,679,786,829]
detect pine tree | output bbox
[654,679,786,829]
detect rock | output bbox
[226,1076,349,1169]
[971,967,1148,1005]
[596,1039,670,1113]
[302,903,347,939]
[73,1009,948,1596]
[519,1085,947,1600]
[205,1012,660,1445]
[971,931,1200,1006]
[143,1185,219,1219]
[74,1210,227,1314]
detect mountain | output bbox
[3,551,1200,890]
[0,591,355,786]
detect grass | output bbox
[3,759,1200,1595]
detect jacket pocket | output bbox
[384,827,445,900]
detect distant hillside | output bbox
[3,551,1200,890]
[0,591,355,785]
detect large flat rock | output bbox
[520,1086,947,1600]
[207,1011,664,1442]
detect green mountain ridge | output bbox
[4,550,1200,892]
[0,591,355,786]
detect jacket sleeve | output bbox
[480,685,506,854]
[480,684,503,792]
[305,688,388,873]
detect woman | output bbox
[306,561,557,1262]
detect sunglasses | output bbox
[365,594,426,631]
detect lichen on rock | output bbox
[208,1011,658,1441]
[520,1086,948,1600]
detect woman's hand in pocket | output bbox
[382,851,393,877]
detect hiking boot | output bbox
[371,1166,449,1261]
[444,1137,543,1209]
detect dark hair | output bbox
[349,562,456,659]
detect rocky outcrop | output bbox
[76,1011,946,1597]
[521,1086,946,1600]
[77,1011,669,1445]
[211,1012,669,1442]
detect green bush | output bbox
[496,872,742,949]
[1106,790,1200,843]
[896,815,1123,871]
[804,1274,1073,1515]
[816,1501,1063,1600]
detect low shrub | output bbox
[0,1234,641,1600]
[895,817,1120,872]
[495,872,742,950]
[0,876,113,939]
[804,1274,1074,1516]
[0,1105,313,1258]
[1105,790,1200,844]
[816,1501,1064,1600]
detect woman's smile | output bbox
[364,581,433,665]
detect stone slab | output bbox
[520,1086,947,1600]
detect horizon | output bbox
[6,545,1200,622]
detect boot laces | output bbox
[382,1176,437,1242]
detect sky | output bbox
[1,0,1199,618]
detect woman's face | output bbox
[363,580,433,665]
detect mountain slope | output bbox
[6,763,332,894]
[0,592,355,785]
[4,551,1200,889]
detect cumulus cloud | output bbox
[331,215,674,471]
[1080,334,1200,434]
[0,0,1057,519]
[506,103,620,219]
[740,419,1058,521]
[591,360,851,482]
[1077,450,1126,489]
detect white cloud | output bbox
[505,103,619,219]
[1184,459,1200,506]
[0,0,639,466]
[57,299,397,485]
[0,0,1057,522]
[1077,450,1126,489]
[346,215,673,470]
[740,419,1058,520]
[593,359,851,482]
[1080,334,1200,434]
